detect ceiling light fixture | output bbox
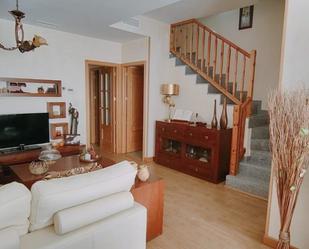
[0,0,48,53]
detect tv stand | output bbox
[0,145,85,166]
[0,145,42,155]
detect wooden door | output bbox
[126,66,144,153]
[89,70,100,145]
[99,68,114,152]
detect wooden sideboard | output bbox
[154,121,232,183]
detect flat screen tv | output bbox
[0,113,49,149]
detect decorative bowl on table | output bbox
[79,154,100,163]
[29,160,49,175]
[39,147,62,165]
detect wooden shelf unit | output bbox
[0,78,62,97]
[154,121,232,183]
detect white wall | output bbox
[112,16,172,157]
[200,0,285,109]
[0,19,122,144]
[266,0,309,248]
[122,37,148,63]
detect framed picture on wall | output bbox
[47,102,66,119]
[239,5,254,30]
[50,122,68,139]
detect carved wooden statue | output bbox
[68,103,79,134]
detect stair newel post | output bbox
[240,55,246,102]
[201,28,205,72]
[233,50,238,96]
[213,37,218,80]
[226,45,231,91]
[219,40,224,86]
[230,105,242,175]
[248,50,257,99]
[207,32,211,75]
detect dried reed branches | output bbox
[268,87,309,249]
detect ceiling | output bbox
[0,0,180,42]
[0,0,257,43]
[145,0,258,24]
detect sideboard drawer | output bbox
[184,129,216,146]
[185,160,212,178]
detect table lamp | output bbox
[160,84,180,122]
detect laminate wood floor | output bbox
[102,152,270,249]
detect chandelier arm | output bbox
[0,42,18,51]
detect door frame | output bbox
[121,61,148,160]
[85,59,149,159]
[85,60,120,153]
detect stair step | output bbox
[196,75,209,84]
[251,138,270,151]
[175,58,185,66]
[239,161,271,180]
[225,173,269,199]
[249,113,269,128]
[251,126,269,139]
[169,53,176,59]
[244,150,272,167]
[252,100,262,115]
[185,66,196,75]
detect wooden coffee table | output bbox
[8,155,115,189]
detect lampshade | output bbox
[160,84,179,96]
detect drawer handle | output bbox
[162,128,165,131]
[189,133,193,136]
[173,129,177,133]
[204,135,209,140]
[195,167,198,172]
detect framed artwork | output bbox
[50,123,68,139]
[47,102,66,119]
[239,5,254,30]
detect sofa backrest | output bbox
[0,182,31,235]
[29,160,137,232]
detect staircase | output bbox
[226,101,271,199]
[170,19,257,175]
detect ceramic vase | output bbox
[137,165,150,182]
[220,97,228,129]
[211,99,218,129]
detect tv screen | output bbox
[0,113,49,149]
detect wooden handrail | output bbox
[170,18,257,175]
[172,19,251,57]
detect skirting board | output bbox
[143,157,153,163]
[263,234,298,249]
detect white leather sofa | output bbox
[0,161,147,249]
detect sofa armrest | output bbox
[54,192,134,235]
[0,228,20,249]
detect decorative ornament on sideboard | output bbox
[220,97,228,129]
[160,84,179,122]
[211,99,218,129]
[0,0,48,53]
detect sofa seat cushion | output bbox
[54,191,134,234]
[21,203,147,249]
[29,160,137,232]
[0,182,31,235]
[0,227,20,249]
